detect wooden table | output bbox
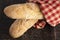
[0,0,60,40]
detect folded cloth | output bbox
[32,0,60,29]
[33,20,46,29]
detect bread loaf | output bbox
[4,3,43,19]
[9,19,38,38]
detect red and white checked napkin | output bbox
[31,0,60,29]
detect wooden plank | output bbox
[0,0,57,40]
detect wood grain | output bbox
[0,0,59,40]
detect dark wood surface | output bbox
[0,0,60,40]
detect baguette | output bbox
[4,3,43,19]
[9,19,38,38]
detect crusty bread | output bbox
[4,3,43,38]
[9,19,38,38]
[4,3,43,19]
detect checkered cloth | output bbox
[31,0,60,29]
[33,20,46,29]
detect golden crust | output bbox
[4,3,43,19]
[9,19,38,38]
